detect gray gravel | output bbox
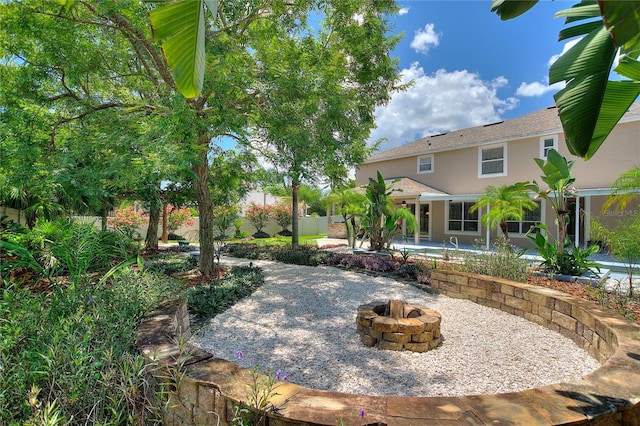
[190,258,600,397]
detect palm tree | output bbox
[470,181,538,243]
[602,166,640,212]
[322,187,367,248]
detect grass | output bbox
[227,234,326,247]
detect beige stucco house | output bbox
[355,102,640,248]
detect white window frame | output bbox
[478,143,507,178]
[417,154,434,174]
[504,200,545,237]
[540,135,558,159]
[445,200,481,236]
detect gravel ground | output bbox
[190,258,601,397]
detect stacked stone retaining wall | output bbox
[136,270,640,425]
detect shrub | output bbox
[361,255,396,272]
[271,202,292,233]
[245,202,273,236]
[166,205,195,233]
[145,253,198,275]
[1,220,136,284]
[455,238,529,282]
[108,206,147,239]
[185,265,264,320]
[0,269,181,424]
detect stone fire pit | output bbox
[356,300,442,352]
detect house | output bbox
[355,102,640,248]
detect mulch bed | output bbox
[528,275,640,326]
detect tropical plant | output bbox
[491,0,640,159]
[323,187,367,248]
[361,172,397,251]
[531,149,578,255]
[383,207,418,249]
[526,223,600,276]
[233,218,244,238]
[602,166,640,212]
[592,216,640,296]
[470,182,538,243]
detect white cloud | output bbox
[369,63,518,152]
[548,38,581,67]
[516,80,564,97]
[514,38,580,99]
[399,7,409,15]
[410,23,440,54]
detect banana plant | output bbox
[491,0,640,159]
[147,0,219,98]
[531,149,577,255]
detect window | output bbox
[506,201,542,235]
[417,155,433,173]
[540,136,558,158]
[479,144,506,177]
[447,201,479,233]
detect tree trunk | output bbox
[193,148,216,277]
[162,203,168,243]
[145,201,160,250]
[292,179,300,248]
[100,201,108,232]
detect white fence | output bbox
[72,215,333,240]
[2,207,344,240]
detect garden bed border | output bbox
[136,269,640,425]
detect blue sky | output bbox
[371,0,576,153]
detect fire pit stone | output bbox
[356,300,442,352]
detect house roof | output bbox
[385,177,447,197]
[366,102,640,164]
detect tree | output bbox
[362,172,396,251]
[245,202,272,238]
[271,202,293,236]
[0,1,262,277]
[470,182,538,243]
[491,0,640,159]
[322,187,367,248]
[249,0,402,248]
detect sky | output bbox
[370,0,577,153]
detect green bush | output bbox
[2,220,137,283]
[185,266,264,320]
[455,238,529,282]
[225,244,332,266]
[145,253,198,275]
[0,269,182,424]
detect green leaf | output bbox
[149,0,219,98]
[600,1,640,50]
[555,2,601,23]
[558,20,602,41]
[616,56,640,80]
[490,0,538,20]
[584,80,640,158]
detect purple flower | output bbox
[87,296,93,304]
[236,350,244,360]
[359,408,366,418]
[275,369,282,380]
[282,372,288,382]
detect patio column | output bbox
[415,196,420,244]
[574,196,580,248]
[485,204,491,250]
